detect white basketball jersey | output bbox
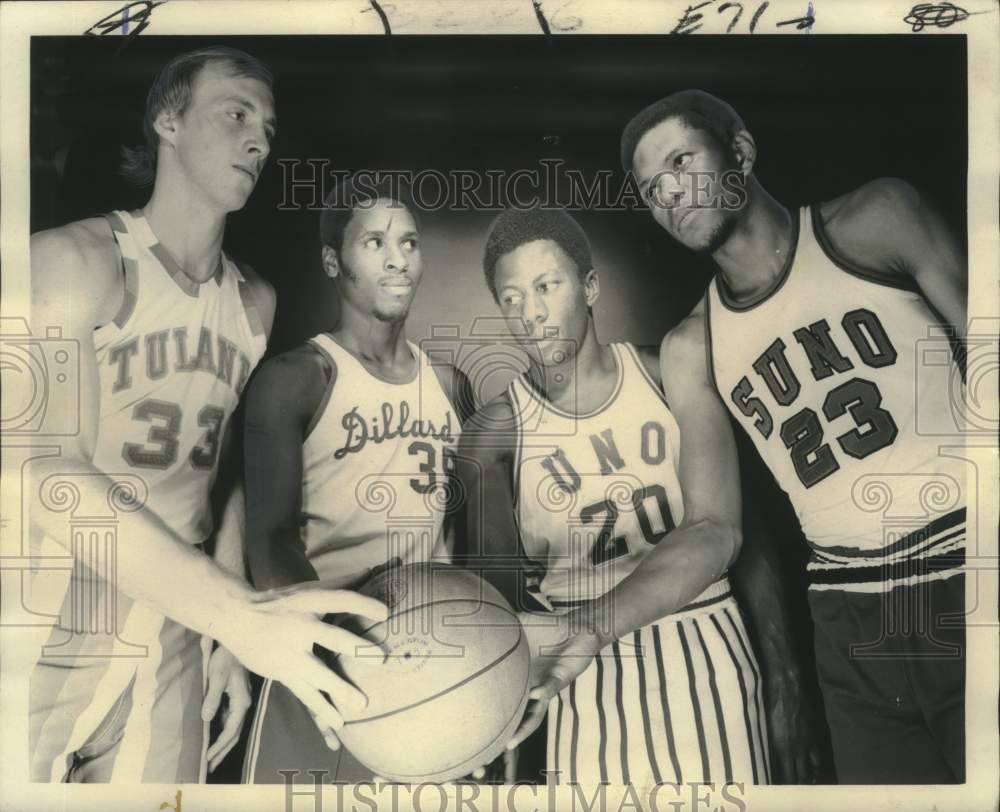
[91,209,267,544]
[706,206,965,553]
[300,334,459,584]
[511,343,715,609]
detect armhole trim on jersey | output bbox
[234,260,267,338]
[703,294,722,397]
[505,384,524,512]
[621,342,670,409]
[422,344,470,421]
[303,341,338,441]
[810,203,921,293]
[101,213,139,330]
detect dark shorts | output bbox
[808,572,965,784]
[242,678,375,785]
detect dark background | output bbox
[30,34,967,784]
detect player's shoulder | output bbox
[817,177,925,262]
[31,218,123,325]
[661,296,708,361]
[657,296,714,401]
[32,217,119,285]
[628,343,664,388]
[427,358,475,424]
[459,390,519,458]
[820,177,921,225]
[229,256,277,336]
[246,342,333,416]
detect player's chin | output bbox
[372,303,411,324]
[217,186,254,213]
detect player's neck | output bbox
[333,308,414,374]
[527,328,614,413]
[712,183,794,302]
[143,178,228,284]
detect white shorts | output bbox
[546,580,771,787]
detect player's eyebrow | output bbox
[225,95,278,134]
[638,146,686,193]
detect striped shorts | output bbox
[28,536,209,783]
[546,579,770,787]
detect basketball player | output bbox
[619,90,967,783]
[241,176,473,784]
[456,207,778,787]
[28,47,386,783]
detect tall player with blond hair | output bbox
[28,47,385,783]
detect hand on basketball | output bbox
[219,580,389,751]
[202,645,252,772]
[506,611,605,752]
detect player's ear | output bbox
[321,245,341,280]
[582,268,600,307]
[731,129,757,177]
[152,106,181,148]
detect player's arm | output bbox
[243,348,330,590]
[821,177,967,337]
[200,262,275,771]
[29,224,386,737]
[209,262,276,578]
[629,342,822,782]
[583,307,742,636]
[452,395,525,607]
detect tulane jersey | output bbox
[706,206,965,584]
[300,334,459,584]
[29,209,267,783]
[93,209,268,543]
[511,342,723,609]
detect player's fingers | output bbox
[300,653,369,715]
[314,622,385,661]
[201,667,225,722]
[506,698,547,751]
[527,672,567,703]
[206,712,243,771]
[282,589,389,622]
[288,681,346,744]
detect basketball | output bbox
[329,562,531,783]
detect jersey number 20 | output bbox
[584,484,675,567]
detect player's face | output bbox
[631,116,741,254]
[493,239,593,367]
[337,199,423,323]
[169,62,275,212]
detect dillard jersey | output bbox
[91,209,268,544]
[706,205,965,559]
[300,334,459,584]
[510,343,723,610]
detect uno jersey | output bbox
[510,342,717,608]
[93,209,268,543]
[706,206,965,566]
[300,334,459,584]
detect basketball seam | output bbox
[343,617,525,725]
[357,643,532,781]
